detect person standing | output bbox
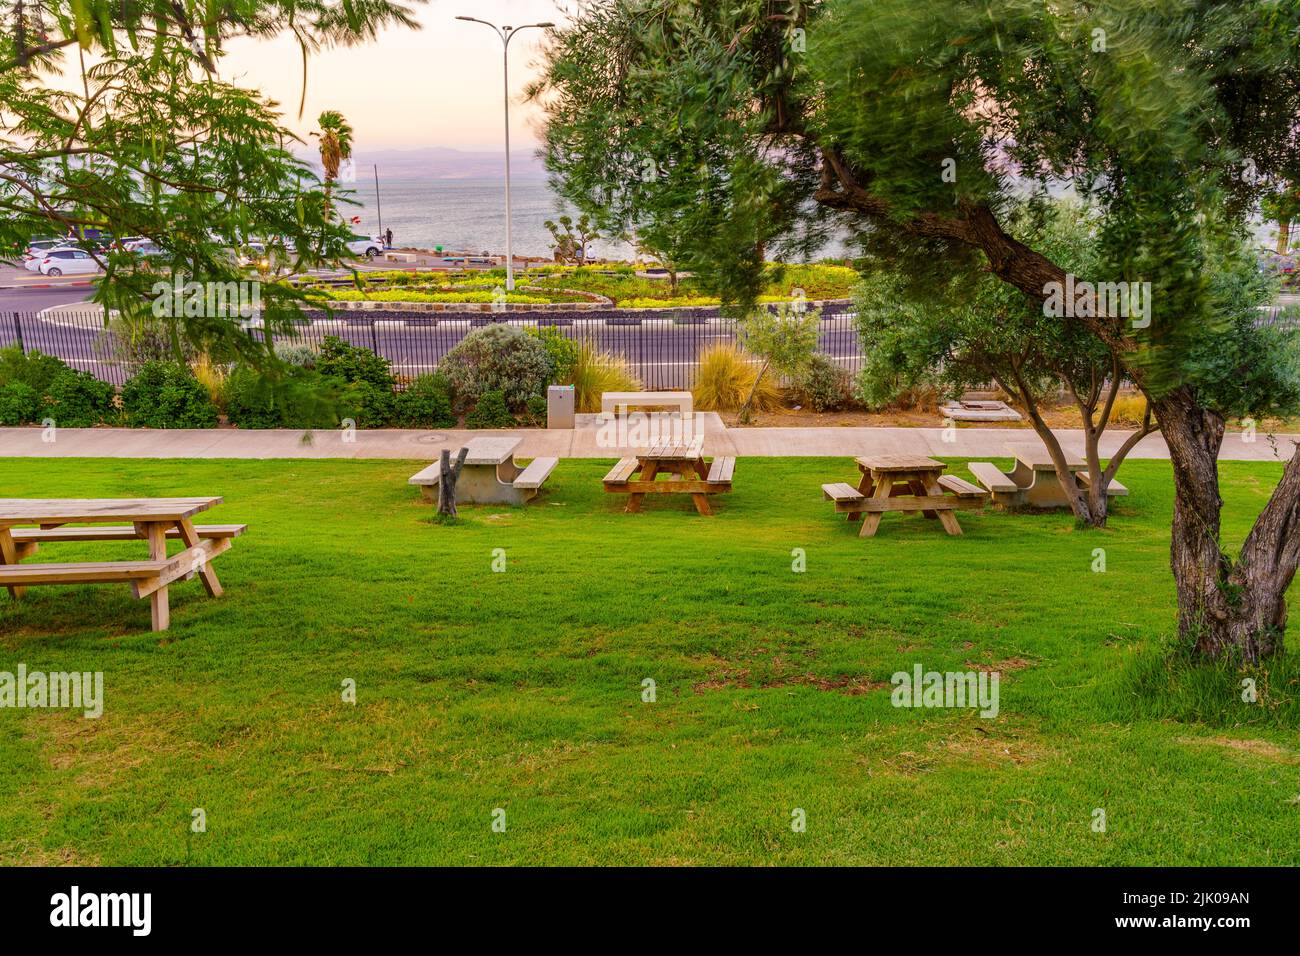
[384,228,393,249]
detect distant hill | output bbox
[297,146,547,180]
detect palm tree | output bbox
[311,110,354,219]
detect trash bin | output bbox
[547,385,575,429]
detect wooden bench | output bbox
[968,461,1019,495]
[600,391,693,416]
[822,482,867,506]
[603,457,640,484]
[1078,471,1129,496]
[10,524,245,560]
[937,475,989,499]
[706,456,735,486]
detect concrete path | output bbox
[1,415,1294,462]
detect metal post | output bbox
[455,17,554,294]
[374,165,384,246]
[12,312,23,353]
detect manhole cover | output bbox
[414,433,449,443]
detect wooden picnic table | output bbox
[602,437,734,515]
[822,455,987,537]
[0,497,245,631]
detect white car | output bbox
[37,247,102,276]
[346,235,383,259]
[22,239,63,270]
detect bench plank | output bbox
[603,457,640,484]
[822,482,866,503]
[514,457,558,491]
[707,457,735,484]
[967,461,1019,494]
[408,462,444,486]
[10,524,246,543]
[937,475,988,498]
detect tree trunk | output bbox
[1153,391,1300,661]
[1278,219,1291,255]
[437,447,469,519]
[738,359,770,425]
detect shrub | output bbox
[569,342,642,412]
[275,343,318,369]
[440,324,554,409]
[0,381,41,425]
[0,346,68,393]
[523,393,549,426]
[190,354,229,413]
[224,365,344,430]
[41,368,116,427]
[527,327,582,384]
[316,335,395,389]
[395,374,455,428]
[1109,393,1148,426]
[797,353,854,411]
[692,343,779,413]
[342,380,397,428]
[121,361,220,428]
[465,389,515,429]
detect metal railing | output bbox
[0,304,864,389]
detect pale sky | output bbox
[218,0,569,152]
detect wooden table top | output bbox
[1005,443,1085,470]
[638,437,705,460]
[462,436,521,466]
[0,497,222,526]
[855,455,946,473]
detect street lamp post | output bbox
[456,16,554,292]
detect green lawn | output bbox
[1,456,1297,866]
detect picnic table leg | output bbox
[859,511,883,537]
[908,476,940,518]
[177,518,223,598]
[143,522,170,631]
[626,461,657,513]
[848,470,877,521]
[0,528,24,600]
[687,457,715,515]
[922,477,964,536]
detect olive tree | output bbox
[532,0,1300,661]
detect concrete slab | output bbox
[0,424,1293,462]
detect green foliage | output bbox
[121,362,220,428]
[316,336,395,390]
[0,381,40,425]
[0,0,420,369]
[797,354,854,411]
[223,365,342,430]
[41,369,116,428]
[394,374,455,429]
[527,327,582,384]
[568,343,642,412]
[0,346,68,393]
[464,390,515,429]
[440,324,554,410]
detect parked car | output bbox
[37,248,102,276]
[22,239,63,270]
[346,235,384,259]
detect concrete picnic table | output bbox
[966,443,1129,509]
[821,455,987,537]
[0,497,245,631]
[408,436,557,505]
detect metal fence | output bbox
[0,303,863,389]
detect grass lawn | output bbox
[1,456,1298,866]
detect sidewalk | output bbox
[1,416,1293,462]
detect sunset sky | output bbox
[218,0,568,152]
